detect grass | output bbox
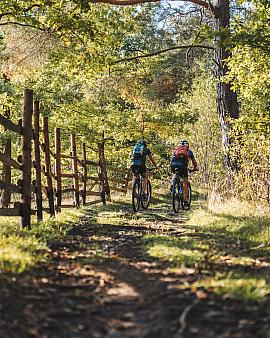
[142,193,270,301]
[0,209,85,274]
[190,273,270,301]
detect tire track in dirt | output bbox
[0,202,269,338]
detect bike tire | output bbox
[132,179,141,212]
[172,180,181,213]
[141,180,152,209]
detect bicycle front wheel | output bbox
[141,180,152,209]
[132,179,141,212]
[172,181,181,213]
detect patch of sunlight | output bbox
[214,254,266,267]
[209,198,269,218]
[0,208,85,274]
[96,210,132,226]
[186,200,270,246]
[0,235,46,273]
[191,273,270,301]
[144,235,209,267]
[186,207,222,227]
[107,282,139,297]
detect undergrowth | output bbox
[0,209,84,274]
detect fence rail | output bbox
[0,89,131,227]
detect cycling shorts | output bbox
[131,161,146,175]
[171,158,188,178]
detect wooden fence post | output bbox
[1,109,11,207]
[82,143,87,206]
[33,101,43,221]
[43,117,55,217]
[123,167,131,195]
[55,128,62,211]
[98,141,111,202]
[21,89,33,228]
[71,134,80,207]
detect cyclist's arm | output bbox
[148,154,158,169]
[191,157,198,171]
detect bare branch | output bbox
[0,4,42,20]
[93,0,159,5]
[0,21,46,31]
[93,0,217,16]
[112,44,214,64]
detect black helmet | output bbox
[139,139,147,146]
[179,140,189,147]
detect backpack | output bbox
[132,143,145,160]
[173,145,189,161]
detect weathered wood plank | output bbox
[71,134,80,207]
[55,127,62,211]
[34,101,43,221]
[43,116,55,217]
[61,173,74,178]
[84,199,103,206]
[62,187,74,194]
[81,143,87,206]
[61,153,73,160]
[21,89,33,227]
[110,186,126,193]
[60,204,75,208]
[0,113,22,134]
[0,180,21,193]
[0,152,22,170]
[108,177,126,184]
[0,208,20,216]
[85,191,102,197]
[87,176,100,182]
[85,160,99,166]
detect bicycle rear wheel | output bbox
[172,181,181,213]
[132,179,141,212]
[141,180,152,209]
[181,181,192,210]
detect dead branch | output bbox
[174,298,200,338]
[112,44,214,64]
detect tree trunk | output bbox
[213,0,239,175]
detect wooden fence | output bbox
[0,89,131,227]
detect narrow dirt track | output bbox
[1,201,269,338]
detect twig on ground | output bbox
[174,298,200,338]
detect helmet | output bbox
[179,140,189,147]
[139,139,147,146]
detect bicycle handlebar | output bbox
[188,168,199,173]
[147,167,158,172]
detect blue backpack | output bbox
[132,143,145,160]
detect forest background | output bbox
[0,0,269,201]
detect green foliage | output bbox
[0,209,83,273]
[191,274,270,301]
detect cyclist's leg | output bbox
[131,164,139,181]
[177,162,189,202]
[141,165,147,193]
[181,178,189,201]
[170,163,176,191]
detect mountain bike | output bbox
[171,168,197,213]
[132,168,155,212]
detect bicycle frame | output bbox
[132,170,152,212]
[172,169,192,212]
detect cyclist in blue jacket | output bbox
[131,139,158,198]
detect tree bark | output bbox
[213,0,239,175]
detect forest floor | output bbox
[1,191,270,338]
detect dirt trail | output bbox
[0,201,269,338]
